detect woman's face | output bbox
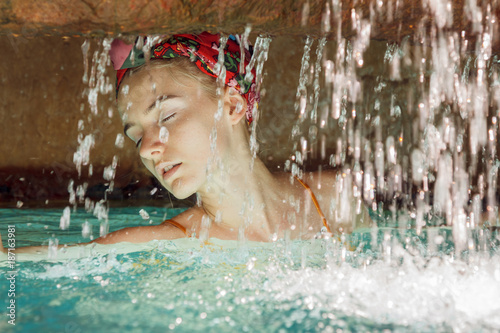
[117,65,226,199]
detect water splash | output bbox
[62,38,119,238]
[59,206,71,230]
[247,35,272,169]
[280,0,500,257]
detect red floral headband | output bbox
[110,32,258,123]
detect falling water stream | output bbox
[1,1,500,332]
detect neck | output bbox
[196,155,284,241]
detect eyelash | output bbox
[135,113,176,148]
[160,113,176,123]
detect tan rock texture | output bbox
[1,0,499,53]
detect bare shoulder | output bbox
[161,206,204,229]
[271,169,339,200]
[273,170,337,187]
[302,169,339,197]
[305,169,372,232]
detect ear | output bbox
[224,87,247,125]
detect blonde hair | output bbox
[121,57,217,101]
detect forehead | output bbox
[116,65,198,115]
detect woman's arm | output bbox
[0,221,188,254]
[93,222,187,244]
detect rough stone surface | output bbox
[0,36,146,204]
[1,0,499,53]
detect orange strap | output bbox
[294,176,332,234]
[162,219,188,236]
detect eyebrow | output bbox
[123,95,179,135]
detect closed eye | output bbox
[135,113,175,148]
[160,113,176,123]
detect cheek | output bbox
[141,157,156,174]
[176,119,212,151]
[186,131,212,164]
[210,121,233,154]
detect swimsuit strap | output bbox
[294,176,332,234]
[162,219,188,236]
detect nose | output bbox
[138,126,165,160]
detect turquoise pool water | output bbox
[1,207,500,332]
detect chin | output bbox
[166,178,197,200]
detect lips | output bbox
[156,162,182,181]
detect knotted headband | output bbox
[110,32,258,123]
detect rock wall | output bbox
[1,0,499,54]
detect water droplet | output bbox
[159,126,169,143]
[139,209,150,220]
[59,206,71,230]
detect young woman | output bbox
[97,32,371,244]
[1,33,371,253]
